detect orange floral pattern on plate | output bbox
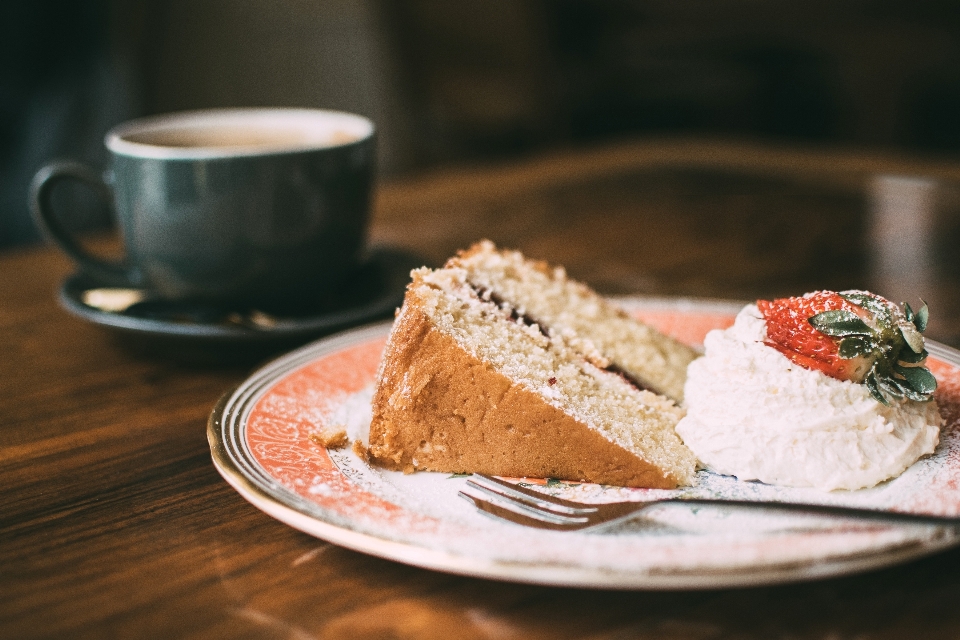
[244,308,960,533]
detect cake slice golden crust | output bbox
[369,303,682,488]
[367,263,697,488]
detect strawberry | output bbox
[757,290,936,405]
[758,291,870,381]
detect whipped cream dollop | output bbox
[675,304,943,491]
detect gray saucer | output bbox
[59,247,419,343]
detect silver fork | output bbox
[458,474,960,532]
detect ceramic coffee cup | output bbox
[31,108,375,312]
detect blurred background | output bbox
[3,0,960,250]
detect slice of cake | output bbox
[447,241,698,403]
[366,242,698,488]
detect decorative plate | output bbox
[208,297,960,589]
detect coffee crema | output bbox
[122,127,360,150]
[107,109,374,160]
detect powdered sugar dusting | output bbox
[229,299,960,586]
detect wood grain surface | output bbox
[4,139,960,639]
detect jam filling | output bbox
[469,283,664,397]
[606,363,662,396]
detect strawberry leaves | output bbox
[905,301,929,333]
[807,292,936,406]
[897,347,928,364]
[898,323,926,354]
[838,336,874,359]
[809,310,872,337]
[899,365,937,394]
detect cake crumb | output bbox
[310,427,349,449]
[352,439,370,461]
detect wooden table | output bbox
[5,139,960,639]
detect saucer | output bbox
[59,247,421,343]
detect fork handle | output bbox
[669,498,960,526]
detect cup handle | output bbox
[30,160,137,287]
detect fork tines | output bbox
[458,474,598,531]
